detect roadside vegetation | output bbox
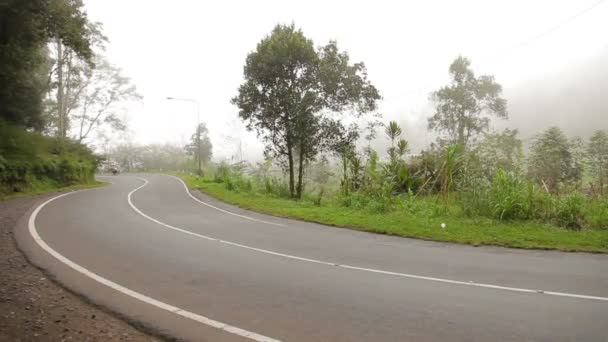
[175,142,608,253]
[102,24,608,252]
[0,119,100,198]
[1,1,139,198]
[175,25,608,252]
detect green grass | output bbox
[177,173,608,253]
[0,180,107,201]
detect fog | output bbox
[83,0,608,160]
[502,46,608,142]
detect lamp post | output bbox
[166,97,202,175]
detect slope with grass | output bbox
[178,173,608,253]
[0,119,100,199]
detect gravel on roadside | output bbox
[0,194,163,341]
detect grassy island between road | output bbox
[177,173,608,253]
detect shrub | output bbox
[0,120,97,195]
[399,193,440,218]
[213,163,231,183]
[313,188,324,206]
[458,176,491,217]
[588,197,608,230]
[554,192,585,229]
[367,198,391,213]
[262,177,290,198]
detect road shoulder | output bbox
[0,193,161,341]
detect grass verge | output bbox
[0,180,107,201]
[177,173,608,253]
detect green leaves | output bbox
[527,127,582,193]
[232,23,380,198]
[0,0,94,129]
[587,130,608,194]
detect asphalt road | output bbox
[18,174,608,341]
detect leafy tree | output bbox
[327,121,360,195]
[232,24,380,198]
[185,123,213,165]
[475,128,524,180]
[0,0,93,129]
[587,130,608,194]
[47,22,107,138]
[428,56,507,149]
[527,127,581,193]
[73,57,141,142]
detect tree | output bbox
[528,127,581,193]
[73,57,141,142]
[475,128,524,180]
[185,123,213,166]
[383,121,412,193]
[327,121,360,194]
[0,0,93,129]
[47,22,107,138]
[587,130,608,194]
[232,24,380,198]
[428,56,507,149]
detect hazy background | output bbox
[83,0,608,159]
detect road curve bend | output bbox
[17,174,608,341]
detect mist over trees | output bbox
[103,123,213,172]
[185,123,213,165]
[504,47,608,140]
[428,56,507,149]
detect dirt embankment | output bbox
[0,194,161,341]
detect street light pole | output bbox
[166,97,202,175]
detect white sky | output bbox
[84,0,608,159]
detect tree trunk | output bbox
[296,147,305,198]
[457,111,465,148]
[287,146,295,198]
[55,39,65,138]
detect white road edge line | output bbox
[166,174,285,227]
[29,189,281,342]
[130,176,608,303]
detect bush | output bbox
[399,193,440,218]
[588,197,608,230]
[262,176,290,198]
[0,120,97,195]
[367,198,391,213]
[458,176,491,217]
[213,163,231,183]
[554,192,585,229]
[313,188,324,206]
[338,192,368,209]
[489,170,531,220]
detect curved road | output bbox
[17,174,608,341]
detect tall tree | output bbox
[185,123,213,166]
[587,130,608,194]
[74,57,141,142]
[232,24,380,198]
[428,56,507,149]
[0,0,93,129]
[49,22,107,138]
[527,127,581,193]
